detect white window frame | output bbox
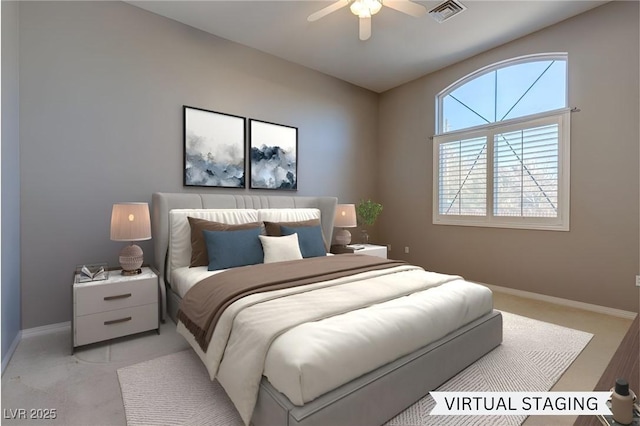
[436,53,569,134]
[433,53,570,231]
[433,109,570,231]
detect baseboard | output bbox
[2,330,22,375]
[482,282,638,320]
[3,322,71,374]
[21,321,71,339]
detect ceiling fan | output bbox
[307,0,427,41]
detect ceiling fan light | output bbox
[350,1,363,16]
[350,0,382,18]
[369,0,383,15]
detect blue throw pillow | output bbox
[203,227,264,271]
[280,225,326,258]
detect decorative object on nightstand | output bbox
[330,244,355,254]
[333,204,357,246]
[110,203,151,275]
[355,199,383,244]
[72,267,159,352]
[75,262,109,283]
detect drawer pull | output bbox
[104,317,132,325]
[104,293,132,301]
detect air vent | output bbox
[428,0,466,23]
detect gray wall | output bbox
[2,1,22,363]
[378,1,640,312]
[15,1,640,329]
[18,1,379,328]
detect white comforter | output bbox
[177,264,492,425]
[264,279,492,406]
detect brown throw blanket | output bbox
[177,254,407,351]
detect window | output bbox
[433,54,570,231]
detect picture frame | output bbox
[249,119,298,190]
[183,106,246,188]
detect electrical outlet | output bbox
[636,275,640,287]
[404,246,410,254]
[387,244,391,252]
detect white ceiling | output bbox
[128,1,608,93]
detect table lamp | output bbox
[334,204,357,246]
[110,202,151,275]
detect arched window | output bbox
[433,53,570,231]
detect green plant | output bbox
[356,199,383,226]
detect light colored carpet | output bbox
[117,312,593,426]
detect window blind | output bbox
[494,124,559,218]
[433,110,569,230]
[438,136,487,216]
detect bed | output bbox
[151,192,503,426]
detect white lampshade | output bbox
[110,203,151,242]
[110,203,151,275]
[334,204,357,228]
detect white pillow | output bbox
[259,234,303,264]
[257,208,320,223]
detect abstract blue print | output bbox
[249,120,297,190]
[184,106,245,188]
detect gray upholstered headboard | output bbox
[151,192,338,319]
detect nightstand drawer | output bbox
[75,277,156,316]
[75,303,158,346]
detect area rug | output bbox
[117,311,593,426]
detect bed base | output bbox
[255,310,502,426]
[252,310,502,426]
[167,284,501,426]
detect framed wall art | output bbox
[183,106,246,188]
[249,119,298,190]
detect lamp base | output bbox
[334,228,352,246]
[119,243,144,275]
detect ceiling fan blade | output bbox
[359,16,371,41]
[307,0,350,22]
[384,1,427,18]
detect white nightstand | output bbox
[347,244,388,259]
[72,267,159,351]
